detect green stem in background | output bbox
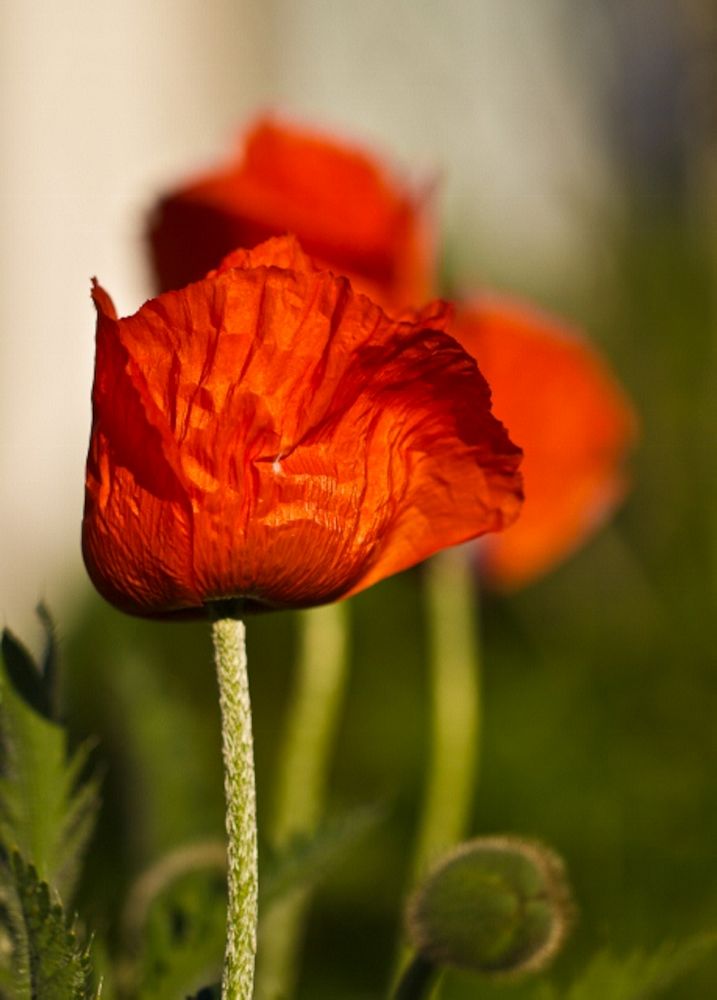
[211,615,257,1000]
[411,545,482,877]
[256,600,350,1000]
[393,955,438,1000]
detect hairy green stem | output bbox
[412,545,481,875]
[211,616,257,1000]
[256,601,350,1000]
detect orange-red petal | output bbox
[148,117,435,310]
[83,238,522,617]
[451,296,637,589]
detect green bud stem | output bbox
[413,545,482,874]
[211,616,257,1000]
[256,601,350,1000]
[393,955,438,1000]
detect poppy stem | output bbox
[211,615,257,1000]
[256,600,350,1000]
[412,545,481,875]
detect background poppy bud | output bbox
[406,836,574,979]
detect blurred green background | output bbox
[60,194,715,996]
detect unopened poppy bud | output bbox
[406,835,574,979]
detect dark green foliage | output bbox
[260,805,384,912]
[393,954,437,1000]
[118,859,227,1000]
[0,611,101,904]
[535,935,717,1000]
[0,852,97,1000]
[1,604,58,723]
[110,806,382,997]
[105,640,224,860]
[187,986,221,1000]
[0,613,100,998]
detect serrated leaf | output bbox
[1,605,59,723]
[259,804,383,911]
[36,603,59,720]
[123,863,227,1000]
[2,852,97,1000]
[537,933,717,1000]
[0,630,50,724]
[116,808,383,997]
[0,615,100,903]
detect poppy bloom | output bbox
[83,237,522,618]
[451,296,636,589]
[148,118,434,311]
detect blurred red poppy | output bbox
[452,296,636,589]
[83,237,522,618]
[148,117,434,310]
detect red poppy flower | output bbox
[83,237,522,618]
[148,117,434,310]
[451,296,636,589]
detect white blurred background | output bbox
[0,1,637,633]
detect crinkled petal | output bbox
[83,283,199,613]
[83,238,522,617]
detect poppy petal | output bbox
[452,296,636,588]
[148,117,435,310]
[83,238,522,617]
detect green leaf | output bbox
[0,614,100,903]
[119,849,227,1000]
[0,852,97,1000]
[541,933,717,1000]
[1,604,59,723]
[0,630,50,724]
[117,807,381,1000]
[259,804,384,911]
[35,604,59,720]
